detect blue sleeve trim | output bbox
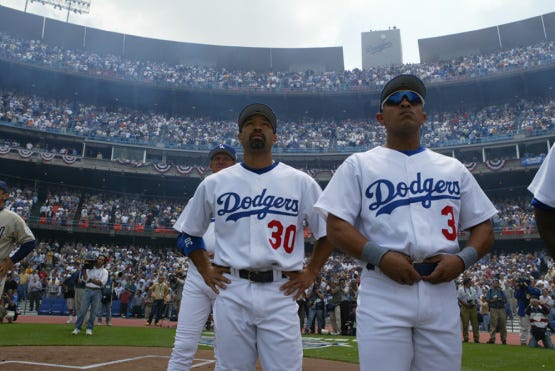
[531,198,555,211]
[10,240,36,264]
[177,233,206,256]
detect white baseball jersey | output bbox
[315,146,497,261]
[0,208,35,261]
[315,146,497,371]
[174,161,326,271]
[528,146,555,208]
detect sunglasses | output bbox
[381,90,424,110]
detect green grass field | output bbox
[1,324,553,370]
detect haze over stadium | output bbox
[0,0,553,69]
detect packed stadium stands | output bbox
[0,6,553,327]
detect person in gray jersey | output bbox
[0,180,36,294]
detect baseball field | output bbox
[0,315,554,370]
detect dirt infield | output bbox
[1,345,360,370]
[3,315,359,370]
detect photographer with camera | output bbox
[514,276,541,346]
[71,254,108,336]
[486,278,508,344]
[168,271,184,318]
[458,277,480,343]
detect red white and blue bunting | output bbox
[484,159,506,171]
[62,155,79,165]
[463,162,477,172]
[175,165,208,175]
[17,149,34,158]
[0,145,10,155]
[175,165,194,174]
[40,152,56,161]
[153,163,171,173]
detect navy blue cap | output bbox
[209,144,237,161]
[380,74,426,105]
[238,103,277,133]
[0,180,9,193]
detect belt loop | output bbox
[273,268,283,281]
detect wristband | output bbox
[177,233,206,256]
[456,246,479,270]
[361,241,389,266]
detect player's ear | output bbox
[376,112,385,125]
[272,133,277,143]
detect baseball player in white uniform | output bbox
[173,103,333,371]
[528,145,555,257]
[168,144,237,370]
[315,75,498,371]
[0,180,37,294]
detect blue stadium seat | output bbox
[111,300,120,317]
[37,297,53,315]
[50,298,66,315]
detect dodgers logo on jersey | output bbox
[217,188,299,221]
[366,172,460,216]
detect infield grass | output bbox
[1,323,554,370]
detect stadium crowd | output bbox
[1,91,554,153]
[1,31,554,93]
[0,178,542,236]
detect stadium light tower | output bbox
[26,0,91,22]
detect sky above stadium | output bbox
[1,0,554,69]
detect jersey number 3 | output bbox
[268,220,297,254]
[441,206,457,241]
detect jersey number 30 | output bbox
[268,220,297,253]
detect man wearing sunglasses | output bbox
[316,74,497,370]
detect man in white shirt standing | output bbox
[72,254,108,336]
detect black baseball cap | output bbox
[380,74,426,106]
[0,180,9,193]
[209,144,237,161]
[238,103,277,133]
